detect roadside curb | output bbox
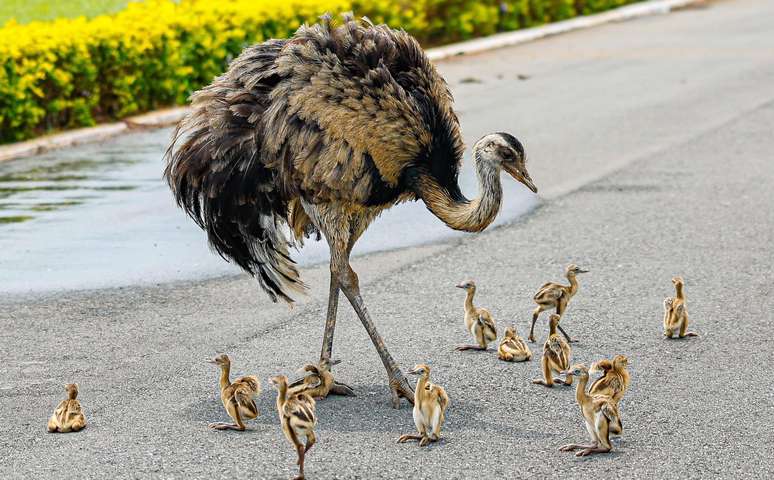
[426,0,700,61]
[0,0,699,164]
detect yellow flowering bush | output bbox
[0,0,641,143]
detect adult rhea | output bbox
[165,16,537,407]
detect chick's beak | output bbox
[504,163,538,193]
[455,283,466,289]
[330,359,342,366]
[577,269,589,274]
[206,359,218,364]
[408,368,421,375]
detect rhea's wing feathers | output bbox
[233,375,261,395]
[164,39,305,303]
[435,385,449,413]
[535,283,562,302]
[263,16,462,206]
[285,394,317,427]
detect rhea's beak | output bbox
[504,162,538,193]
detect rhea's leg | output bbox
[532,357,554,387]
[679,316,698,338]
[455,344,488,351]
[304,431,316,453]
[336,261,414,408]
[559,443,596,452]
[528,306,544,342]
[294,443,306,480]
[397,434,424,443]
[320,273,340,361]
[209,402,246,431]
[556,300,575,343]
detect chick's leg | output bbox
[679,316,698,338]
[528,306,544,342]
[209,401,246,431]
[532,356,554,387]
[397,434,424,443]
[556,300,575,343]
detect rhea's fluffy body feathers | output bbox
[398,364,449,447]
[208,354,261,431]
[529,264,588,343]
[559,364,621,456]
[47,384,86,433]
[589,354,630,404]
[455,280,497,351]
[532,315,572,387]
[498,325,532,362]
[164,16,532,304]
[663,276,698,338]
[270,375,317,479]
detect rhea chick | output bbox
[498,325,532,362]
[397,364,449,447]
[270,375,317,480]
[589,354,630,404]
[532,314,573,387]
[47,383,86,433]
[455,280,497,351]
[208,354,261,431]
[663,276,698,339]
[559,364,622,457]
[529,264,588,343]
[288,357,355,400]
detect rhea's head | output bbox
[566,264,589,277]
[268,375,289,390]
[456,279,476,291]
[207,353,231,368]
[613,354,629,369]
[409,364,431,377]
[562,363,589,378]
[473,132,536,193]
[65,383,78,400]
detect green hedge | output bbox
[0,0,642,144]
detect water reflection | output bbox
[0,151,140,224]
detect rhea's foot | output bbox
[455,344,487,351]
[397,434,423,444]
[329,381,356,396]
[576,446,610,457]
[209,422,245,431]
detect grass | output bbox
[0,0,132,25]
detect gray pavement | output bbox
[2,0,774,478]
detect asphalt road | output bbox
[2,0,773,478]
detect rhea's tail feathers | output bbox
[163,48,305,303]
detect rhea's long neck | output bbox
[675,283,684,300]
[567,274,579,296]
[575,375,590,405]
[275,382,288,412]
[464,287,476,313]
[415,374,430,401]
[415,154,502,233]
[219,364,231,391]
